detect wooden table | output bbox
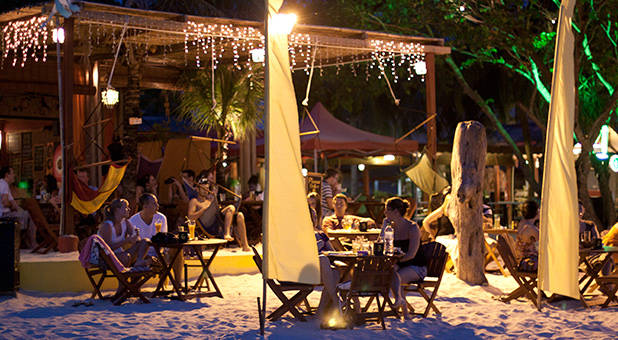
[151,239,227,301]
[326,229,382,242]
[578,246,618,307]
[483,228,518,277]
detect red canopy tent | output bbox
[298,102,418,156]
[247,102,419,157]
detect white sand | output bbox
[1,272,616,339]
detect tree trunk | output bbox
[592,158,616,229]
[445,56,540,196]
[575,155,602,228]
[446,121,488,285]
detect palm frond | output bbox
[176,65,264,140]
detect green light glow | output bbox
[582,35,615,95]
[530,58,551,103]
[18,181,28,189]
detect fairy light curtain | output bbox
[1,7,428,86]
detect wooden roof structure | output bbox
[1,1,450,91]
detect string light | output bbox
[2,16,51,67]
[1,15,428,86]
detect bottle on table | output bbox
[384,221,394,256]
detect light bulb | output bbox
[270,13,297,34]
[52,28,65,44]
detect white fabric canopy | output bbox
[262,0,320,284]
[538,0,579,299]
[404,153,449,195]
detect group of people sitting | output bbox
[93,166,253,286]
[131,167,250,251]
[309,188,427,319]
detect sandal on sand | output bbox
[72,299,94,307]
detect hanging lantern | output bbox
[101,86,119,108]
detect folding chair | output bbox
[337,256,397,330]
[596,274,618,308]
[402,242,448,317]
[95,242,156,305]
[84,262,115,300]
[496,236,540,310]
[251,246,316,321]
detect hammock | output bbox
[71,163,127,215]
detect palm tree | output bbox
[176,64,264,148]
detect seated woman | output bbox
[515,200,539,272]
[422,186,454,238]
[98,198,150,269]
[307,192,322,230]
[188,176,250,251]
[383,197,426,315]
[578,201,600,239]
[321,193,375,231]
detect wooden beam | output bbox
[0,80,96,96]
[62,18,75,236]
[425,53,437,162]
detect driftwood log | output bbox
[446,121,488,285]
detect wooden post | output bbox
[362,167,370,196]
[446,121,487,285]
[494,165,501,202]
[506,166,513,225]
[62,18,75,235]
[425,53,437,162]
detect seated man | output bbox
[515,200,539,272]
[0,166,37,249]
[129,193,186,279]
[188,175,250,251]
[168,169,198,203]
[129,194,167,243]
[321,193,375,231]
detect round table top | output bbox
[323,250,404,260]
[326,228,382,237]
[580,245,618,254]
[484,228,518,234]
[151,238,227,247]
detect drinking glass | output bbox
[343,220,352,230]
[188,220,196,240]
[154,221,162,234]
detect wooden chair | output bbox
[84,263,115,300]
[93,241,156,305]
[329,237,347,251]
[251,246,316,321]
[596,274,618,308]
[495,236,540,310]
[337,256,397,330]
[21,198,59,254]
[402,242,448,317]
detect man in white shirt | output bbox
[0,166,37,249]
[128,193,168,247]
[129,193,183,280]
